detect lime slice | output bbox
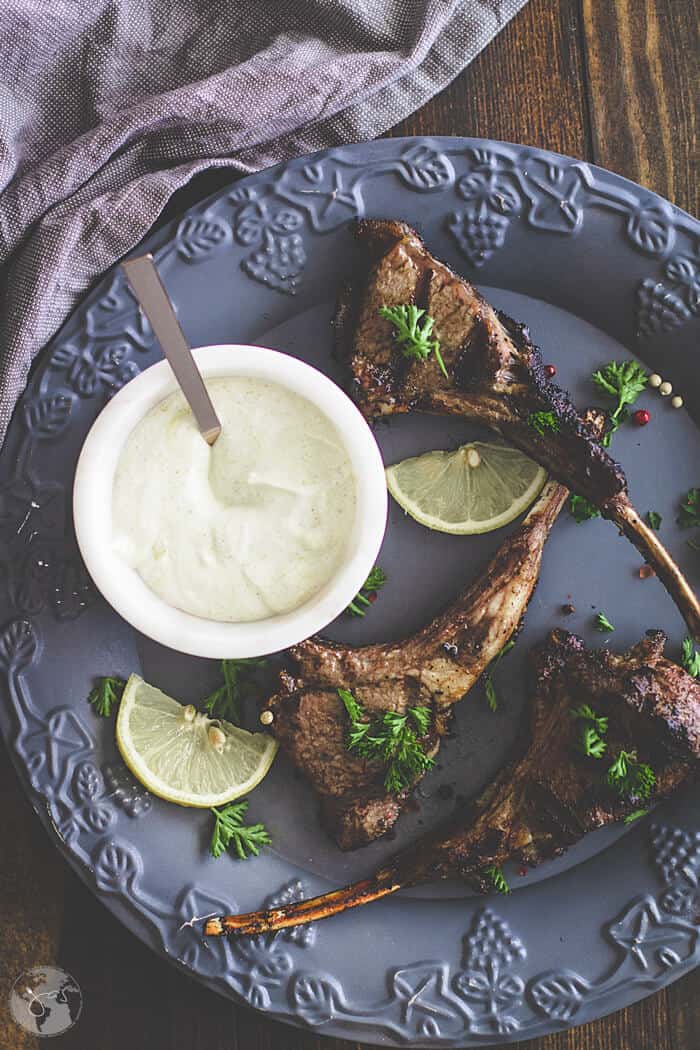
[385,441,547,535]
[115,674,277,808]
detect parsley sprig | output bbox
[678,487,700,531]
[346,566,387,617]
[379,304,448,378]
[527,410,560,436]
[681,638,700,679]
[88,676,126,717]
[210,801,271,860]
[568,493,600,524]
[570,704,608,758]
[606,750,656,801]
[594,612,615,633]
[338,687,434,793]
[484,865,510,894]
[592,360,648,446]
[646,510,662,531]
[202,658,266,724]
[624,808,649,824]
[482,638,516,712]
[569,702,656,807]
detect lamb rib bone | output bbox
[206,629,700,936]
[334,219,700,640]
[262,476,567,850]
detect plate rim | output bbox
[1,134,699,1047]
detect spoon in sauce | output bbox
[121,254,222,445]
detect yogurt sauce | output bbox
[112,377,357,622]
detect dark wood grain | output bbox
[1,1,698,1048]
[391,0,592,159]
[582,0,699,216]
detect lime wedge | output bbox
[115,674,277,808]
[385,441,547,535]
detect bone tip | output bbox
[204,916,224,936]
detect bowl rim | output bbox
[73,344,388,657]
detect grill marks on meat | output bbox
[206,630,700,937]
[263,479,568,850]
[336,219,700,641]
[336,219,624,504]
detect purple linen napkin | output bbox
[0,0,526,442]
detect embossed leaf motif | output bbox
[41,708,93,783]
[171,886,234,969]
[229,186,258,204]
[457,172,520,214]
[50,344,79,371]
[0,618,37,671]
[230,931,294,981]
[659,946,682,968]
[398,145,454,191]
[392,965,461,1033]
[302,162,324,184]
[522,163,583,233]
[94,840,140,894]
[664,255,700,313]
[104,360,140,397]
[24,395,72,439]
[84,803,115,833]
[290,975,337,1025]
[176,216,228,262]
[277,164,361,231]
[52,341,137,398]
[529,971,591,1021]
[454,966,524,1018]
[607,896,697,973]
[235,201,302,245]
[627,203,674,257]
[86,275,154,347]
[247,984,270,1010]
[454,910,526,1033]
[252,944,293,981]
[73,761,105,802]
[665,256,697,285]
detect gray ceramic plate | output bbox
[1,138,699,1047]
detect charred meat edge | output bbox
[263,477,567,850]
[335,219,700,640]
[206,629,700,936]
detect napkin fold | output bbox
[0,0,527,442]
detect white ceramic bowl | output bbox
[73,345,388,658]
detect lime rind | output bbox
[115,674,278,808]
[386,441,547,535]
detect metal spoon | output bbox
[121,254,222,445]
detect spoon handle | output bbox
[121,254,222,444]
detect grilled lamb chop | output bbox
[206,629,700,937]
[335,219,700,640]
[262,477,568,849]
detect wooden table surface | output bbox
[1,1,698,1048]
